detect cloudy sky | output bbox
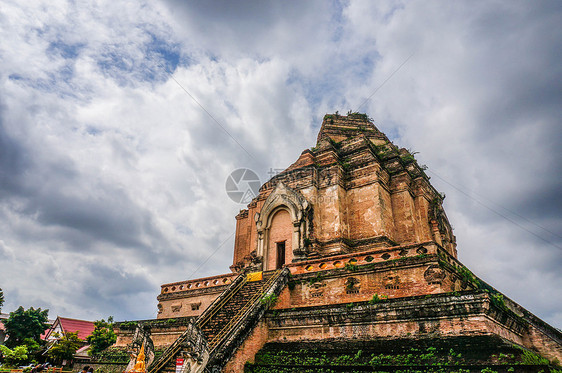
[0,1,561,327]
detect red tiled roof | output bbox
[45,317,96,341]
[59,317,96,340]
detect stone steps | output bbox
[201,272,275,343]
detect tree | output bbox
[21,338,42,356]
[47,332,81,364]
[0,288,4,312]
[4,306,50,348]
[0,345,28,367]
[87,317,117,356]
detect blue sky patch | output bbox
[47,40,84,60]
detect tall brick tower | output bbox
[231,112,457,274]
[114,114,562,373]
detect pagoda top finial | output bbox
[316,112,380,145]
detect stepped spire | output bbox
[316,112,380,145]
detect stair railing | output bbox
[207,268,286,352]
[147,320,205,373]
[147,272,247,373]
[147,269,289,373]
[196,272,247,328]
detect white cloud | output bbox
[0,0,560,329]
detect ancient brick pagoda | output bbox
[115,114,562,373]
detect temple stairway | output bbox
[200,271,278,346]
[148,268,289,373]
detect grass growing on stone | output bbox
[245,339,557,373]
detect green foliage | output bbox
[90,346,130,363]
[0,344,28,367]
[456,266,480,288]
[374,144,395,159]
[87,317,117,356]
[344,263,359,272]
[117,318,192,332]
[20,338,42,356]
[449,348,462,359]
[48,332,82,363]
[400,154,416,163]
[368,294,388,304]
[4,306,50,348]
[118,321,139,330]
[328,137,342,150]
[0,288,4,311]
[490,293,508,311]
[250,345,465,369]
[520,349,549,365]
[307,273,324,285]
[347,112,371,121]
[340,161,352,171]
[260,294,278,307]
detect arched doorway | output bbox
[255,182,311,271]
[267,209,293,270]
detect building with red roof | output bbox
[44,317,95,341]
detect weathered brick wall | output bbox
[314,184,344,244]
[267,291,562,362]
[266,293,527,349]
[272,257,456,310]
[223,320,269,373]
[233,210,250,266]
[525,324,562,361]
[158,292,220,319]
[157,273,237,318]
[347,183,392,241]
[114,319,194,348]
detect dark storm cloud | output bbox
[436,1,562,242]
[0,133,165,254]
[0,106,31,196]
[163,0,325,53]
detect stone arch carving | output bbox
[255,182,311,270]
[424,264,446,285]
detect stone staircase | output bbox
[200,271,279,346]
[148,268,289,373]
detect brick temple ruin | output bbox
[114,113,562,372]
